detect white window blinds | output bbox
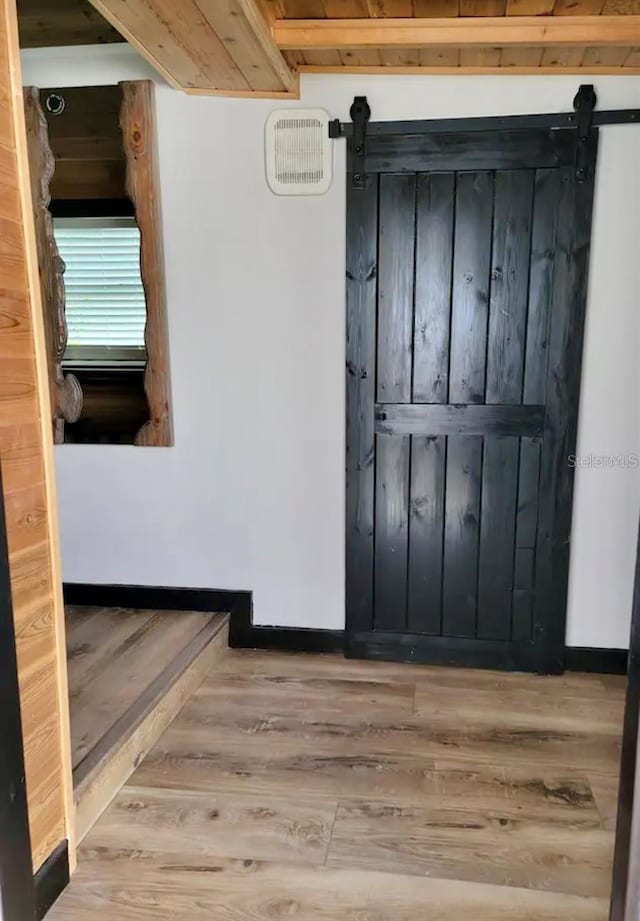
[54,217,146,350]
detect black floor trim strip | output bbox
[34,841,69,920]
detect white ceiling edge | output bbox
[20,42,160,88]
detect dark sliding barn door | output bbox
[346,124,598,673]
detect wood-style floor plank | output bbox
[197,672,417,712]
[146,697,622,776]
[51,649,624,921]
[73,617,229,843]
[66,607,156,701]
[328,799,614,896]
[50,854,611,921]
[85,784,337,867]
[589,772,621,831]
[413,682,625,734]
[217,650,625,698]
[68,607,216,768]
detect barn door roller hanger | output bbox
[329,84,640,190]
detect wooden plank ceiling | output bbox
[18,0,123,48]
[271,0,640,73]
[17,0,298,96]
[16,0,640,96]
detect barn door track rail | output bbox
[329,84,640,189]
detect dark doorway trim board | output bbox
[34,842,69,921]
[63,584,628,670]
[611,519,640,921]
[0,460,37,921]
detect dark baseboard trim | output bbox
[227,596,342,652]
[565,646,628,675]
[63,582,342,654]
[34,841,69,920]
[231,625,343,654]
[61,585,630,673]
[230,618,343,653]
[63,582,250,619]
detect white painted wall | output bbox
[21,47,640,648]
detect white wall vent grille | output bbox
[265,108,332,196]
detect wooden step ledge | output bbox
[73,614,229,843]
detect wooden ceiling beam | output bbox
[273,15,640,49]
[86,0,296,95]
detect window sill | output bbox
[63,359,146,372]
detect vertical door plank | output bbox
[442,435,482,637]
[407,435,445,635]
[516,437,542,550]
[514,547,535,592]
[374,434,410,631]
[485,170,534,405]
[524,168,561,405]
[477,436,519,640]
[535,141,598,671]
[481,170,533,641]
[413,172,454,404]
[512,591,534,643]
[346,177,379,633]
[449,171,493,404]
[377,174,416,405]
[512,436,541,642]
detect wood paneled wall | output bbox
[0,0,74,874]
[43,85,126,203]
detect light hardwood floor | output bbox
[51,650,625,920]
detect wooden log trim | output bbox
[23,87,82,445]
[119,80,173,447]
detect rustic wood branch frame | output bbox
[25,80,173,447]
[119,80,173,447]
[23,86,82,445]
